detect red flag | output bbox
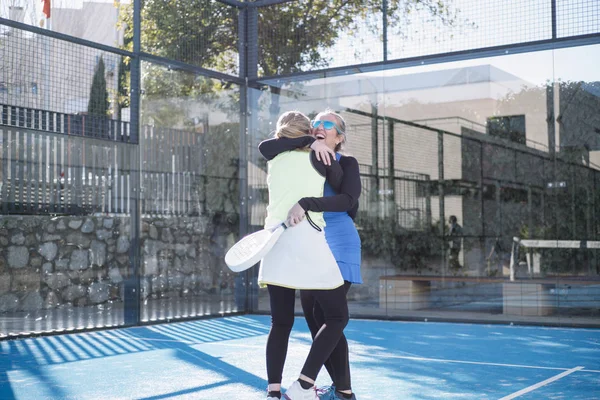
[42,0,51,19]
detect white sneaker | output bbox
[283,380,318,400]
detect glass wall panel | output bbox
[139,62,241,322]
[1,29,135,337]
[550,44,600,321]
[248,72,399,317]
[1,0,130,49]
[251,44,599,326]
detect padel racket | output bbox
[225,222,288,272]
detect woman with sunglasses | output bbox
[258,110,353,400]
[259,109,362,400]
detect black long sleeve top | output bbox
[258,136,361,220]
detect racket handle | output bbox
[268,222,288,233]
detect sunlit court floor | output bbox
[1,315,599,400]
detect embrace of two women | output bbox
[257,109,362,400]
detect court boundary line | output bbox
[381,354,579,371]
[212,342,600,373]
[498,366,585,400]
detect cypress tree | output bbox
[88,56,109,116]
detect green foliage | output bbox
[359,218,443,272]
[88,56,109,117]
[201,122,240,215]
[117,1,466,96]
[519,223,547,241]
[118,1,237,73]
[116,56,130,121]
[359,219,396,259]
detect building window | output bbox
[31,83,38,95]
[487,115,526,145]
[0,82,7,93]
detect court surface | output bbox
[1,315,599,399]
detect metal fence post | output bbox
[438,131,446,276]
[124,0,142,326]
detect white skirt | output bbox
[258,219,344,290]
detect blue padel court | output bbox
[1,316,599,399]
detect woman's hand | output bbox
[310,140,335,166]
[287,202,306,226]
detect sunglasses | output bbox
[311,120,343,135]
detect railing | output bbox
[1,112,237,216]
[0,103,134,144]
[357,164,430,231]
[0,128,133,215]
[510,237,600,281]
[358,163,430,181]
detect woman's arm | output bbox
[286,152,347,226]
[259,136,335,165]
[298,156,361,213]
[258,136,315,160]
[310,152,343,191]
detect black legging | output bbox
[266,284,349,384]
[266,284,296,384]
[301,281,352,391]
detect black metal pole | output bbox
[124,0,142,326]
[438,131,446,276]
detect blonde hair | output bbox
[275,111,310,139]
[315,109,347,152]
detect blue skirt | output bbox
[324,211,362,284]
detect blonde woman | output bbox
[258,111,349,400]
[260,109,361,400]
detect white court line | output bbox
[381,354,572,371]
[209,343,600,373]
[499,366,584,400]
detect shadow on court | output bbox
[0,316,270,399]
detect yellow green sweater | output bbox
[264,150,326,228]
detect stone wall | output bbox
[139,215,236,300]
[0,216,131,313]
[0,214,237,314]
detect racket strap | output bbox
[306,213,322,232]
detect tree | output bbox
[117,1,468,103]
[116,55,130,122]
[88,56,109,117]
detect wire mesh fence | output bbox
[255,0,600,77]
